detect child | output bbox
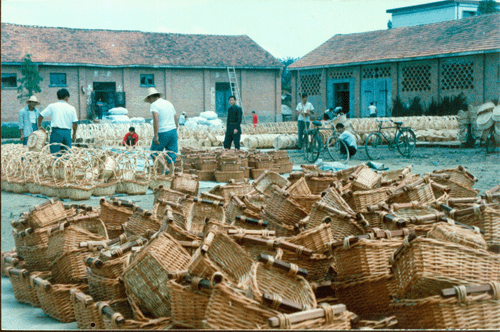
[335,123,357,157]
[252,111,258,129]
[122,127,139,147]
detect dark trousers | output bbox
[224,124,241,149]
[150,129,178,164]
[370,113,377,118]
[125,136,136,146]
[49,128,72,154]
[340,141,357,157]
[297,120,310,149]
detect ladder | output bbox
[227,66,245,123]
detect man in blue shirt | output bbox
[336,123,357,157]
[18,95,42,145]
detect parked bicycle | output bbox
[303,118,349,163]
[364,119,416,160]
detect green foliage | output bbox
[427,94,468,116]
[387,20,393,29]
[408,96,424,116]
[280,57,299,92]
[17,54,43,103]
[389,96,408,117]
[478,0,499,14]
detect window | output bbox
[462,11,475,18]
[2,73,17,89]
[140,74,155,87]
[299,73,321,96]
[441,62,474,91]
[50,73,67,86]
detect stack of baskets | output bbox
[5,163,499,330]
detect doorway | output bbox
[92,82,116,119]
[361,79,391,118]
[215,82,231,117]
[334,82,350,116]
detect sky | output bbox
[1,0,435,59]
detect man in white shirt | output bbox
[19,95,42,145]
[144,87,178,165]
[37,88,78,154]
[335,123,357,157]
[179,112,186,126]
[296,93,314,149]
[368,102,378,118]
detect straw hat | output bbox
[492,105,500,122]
[143,87,163,103]
[26,95,40,105]
[476,110,494,130]
[477,102,495,115]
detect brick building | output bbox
[288,13,500,119]
[1,23,283,123]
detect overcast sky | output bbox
[2,0,434,59]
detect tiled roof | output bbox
[289,13,500,69]
[1,23,282,68]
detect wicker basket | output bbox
[391,236,500,299]
[188,232,254,288]
[264,187,309,227]
[65,183,95,201]
[28,199,67,229]
[214,170,245,182]
[253,171,290,196]
[195,158,218,171]
[246,261,317,310]
[195,170,216,181]
[6,268,50,307]
[429,176,479,198]
[285,177,311,196]
[204,282,280,329]
[168,278,214,329]
[262,211,301,238]
[276,248,333,283]
[17,244,51,272]
[432,165,478,189]
[380,166,413,187]
[289,194,322,214]
[31,275,88,323]
[13,225,51,248]
[391,283,500,329]
[47,224,106,262]
[96,300,171,330]
[123,208,161,236]
[70,290,106,329]
[171,172,199,196]
[99,198,134,229]
[219,160,242,172]
[427,221,487,250]
[351,187,393,211]
[93,181,117,197]
[121,232,192,318]
[305,173,337,195]
[277,162,294,174]
[334,274,397,319]
[186,199,225,233]
[87,269,126,302]
[153,186,190,204]
[230,229,278,260]
[208,181,253,202]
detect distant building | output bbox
[288,13,500,118]
[387,0,500,28]
[1,23,283,122]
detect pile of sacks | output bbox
[3,164,499,329]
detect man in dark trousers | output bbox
[223,95,243,150]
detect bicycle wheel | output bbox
[396,129,417,158]
[303,131,321,163]
[365,133,384,160]
[326,135,349,164]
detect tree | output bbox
[17,54,43,103]
[280,57,299,92]
[387,20,393,29]
[477,0,499,14]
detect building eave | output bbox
[0,62,283,70]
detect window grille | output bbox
[299,73,321,96]
[329,71,353,79]
[401,65,431,92]
[441,62,474,91]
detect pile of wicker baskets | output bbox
[3,163,499,329]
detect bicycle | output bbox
[364,119,416,160]
[302,119,349,164]
[485,130,498,154]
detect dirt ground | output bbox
[2,146,499,252]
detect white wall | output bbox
[392,5,457,28]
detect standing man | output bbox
[252,111,258,130]
[223,95,242,150]
[19,95,42,145]
[179,112,186,126]
[145,87,178,164]
[296,93,314,149]
[38,88,78,154]
[95,97,104,120]
[368,102,378,118]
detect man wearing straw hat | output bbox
[18,95,42,145]
[37,88,78,154]
[144,87,178,165]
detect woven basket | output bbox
[87,269,126,302]
[430,177,479,198]
[380,166,413,186]
[246,261,317,310]
[93,181,117,197]
[97,300,171,330]
[29,199,67,229]
[276,248,333,283]
[287,223,334,253]
[289,194,322,214]
[253,171,290,196]
[352,187,393,211]
[123,209,161,236]
[188,232,254,288]
[186,198,225,233]
[219,160,242,172]
[251,168,267,180]
[47,224,106,262]
[50,248,98,284]
[168,278,214,329]
[122,178,150,195]
[153,186,189,204]
[214,170,245,182]
[99,198,134,230]
[285,177,311,196]
[171,172,199,196]
[230,229,278,260]
[13,225,51,248]
[209,181,254,202]
[6,268,50,307]
[262,211,301,238]
[17,244,51,272]
[195,158,217,171]
[427,222,487,250]
[204,283,280,329]
[432,166,477,189]
[277,162,293,175]
[195,170,216,181]
[264,187,309,227]
[31,276,89,323]
[305,173,337,195]
[334,274,397,319]
[121,232,192,318]
[391,284,500,329]
[70,290,106,329]
[66,183,95,201]
[391,236,500,299]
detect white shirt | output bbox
[40,100,78,129]
[296,101,314,121]
[29,111,37,123]
[340,131,357,149]
[179,114,186,125]
[368,105,377,115]
[150,98,176,133]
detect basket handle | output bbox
[110,238,148,258]
[84,257,104,269]
[326,228,415,252]
[268,304,347,327]
[201,192,224,202]
[389,233,417,265]
[430,182,450,193]
[262,293,308,312]
[96,303,125,326]
[227,229,275,236]
[6,267,29,278]
[457,165,478,182]
[229,193,246,209]
[30,276,51,290]
[235,215,268,227]
[192,197,224,207]
[257,254,308,278]
[252,170,269,185]
[441,283,498,298]
[447,197,482,206]
[3,255,20,267]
